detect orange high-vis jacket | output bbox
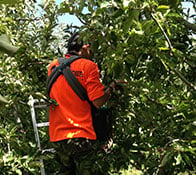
[48,54,104,142]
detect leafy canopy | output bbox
[0,0,195,174]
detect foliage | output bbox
[0,0,61,174]
[0,0,195,174]
[60,0,196,174]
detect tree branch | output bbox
[151,13,173,55]
[163,61,196,91]
[175,17,196,32]
[151,13,196,91]
[173,68,196,91]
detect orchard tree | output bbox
[59,0,196,174]
[0,0,195,174]
[0,0,63,174]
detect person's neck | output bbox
[67,51,78,55]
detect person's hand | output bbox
[109,80,127,91]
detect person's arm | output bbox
[92,81,116,108]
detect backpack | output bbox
[46,55,112,142]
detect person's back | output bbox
[47,32,116,175]
[48,54,104,142]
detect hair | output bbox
[67,32,83,52]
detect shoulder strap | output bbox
[62,66,88,101]
[46,55,83,98]
[46,66,61,98]
[46,55,88,101]
[58,55,82,66]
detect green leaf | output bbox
[123,17,133,34]
[113,62,123,78]
[159,47,170,51]
[15,169,22,175]
[123,0,130,9]
[129,28,144,37]
[78,0,85,13]
[175,153,182,165]
[58,2,70,13]
[0,94,8,104]
[142,20,158,34]
[100,1,111,8]
[157,5,170,10]
[58,7,70,13]
[109,9,124,18]
[160,151,173,167]
[0,34,19,55]
[167,12,181,18]
[91,40,99,52]
[0,0,18,4]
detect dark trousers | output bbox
[52,138,109,175]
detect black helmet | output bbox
[67,32,83,52]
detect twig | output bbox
[151,13,173,56]
[173,68,196,91]
[146,96,172,110]
[16,17,40,21]
[77,15,88,25]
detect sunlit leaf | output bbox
[0,94,8,104]
[100,1,111,8]
[0,34,19,55]
[175,153,182,165]
[157,5,170,10]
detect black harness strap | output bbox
[46,55,84,98]
[58,57,88,101]
[62,67,88,101]
[46,67,61,97]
